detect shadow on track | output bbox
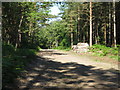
[15,51,119,90]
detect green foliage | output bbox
[109,56,118,61]
[16,49,36,57]
[2,43,15,56]
[2,44,37,88]
[118,56,120,62]
[2,2,53,49]
[54,46,71,51]
[89,44,118,60]
[2,2,120,88]
[59,38,70,47]
[38,20,70,48]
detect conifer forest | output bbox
[2,1,120,89]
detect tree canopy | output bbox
[2,2,120,48]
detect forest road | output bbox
[17,49,120,89]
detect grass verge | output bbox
[53,46,71,51]
[89,44,119,61]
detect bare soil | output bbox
[15,49,120,89]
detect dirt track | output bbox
[40,49,119,70]
[16,49,120,89]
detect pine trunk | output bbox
[15,15,23,48]
[108,3,111,47]
[77,6,80,43]
[113,0,117,47]
[90,1,92,47]
[70,17,73,47]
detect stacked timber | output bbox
[72,43,89,53]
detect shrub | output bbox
[2,44,37,88]
[53,46,71,51]
[15,49,36,57]
[2,43,15,56]
[89,44,118,60]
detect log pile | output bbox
[72,43,89,53]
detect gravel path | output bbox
[41,49,119,70]
[16,49,120,89]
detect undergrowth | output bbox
[2,43,39,89]
[53,46,71,51]
[89,44,119,61]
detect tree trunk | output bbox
[90,1,92,47]
[95,21,98,44]
[15,15,23,48]
[113,0,117,47]
[70,17,73,47]
[104,24,107,45]
[83,35,85,43]
[55,38,58,47]
[108,2,111,47]
[77,5,80,43]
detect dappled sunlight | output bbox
[27,77,34,81]
[2,2,120,90]
[28,73,39,77]
[33,82,41,87]
[34,67,43,71]
[16,51,119,89]
[47,69,69,73]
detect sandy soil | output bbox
[15,49,120,89]
[40,49,119,70]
